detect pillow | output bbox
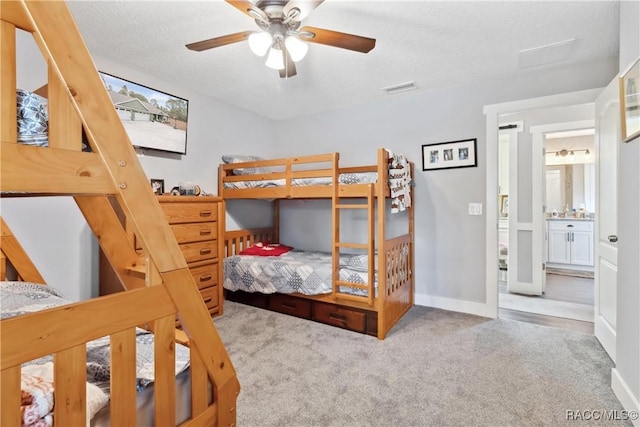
[222,154,271,175]
[16,89,49,147]
[239,242,293,256]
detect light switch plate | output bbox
[468,203,483,216]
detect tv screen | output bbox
[99,71,188,155]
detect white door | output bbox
[594,77,619,361]
[507,127,545,295]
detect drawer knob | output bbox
[200,210,212,217]
[566,224,574,228]
[608,235,618,243]
[199,274,213,282]
[200,248,212,255]
[200,229,212,236]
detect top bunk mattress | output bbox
[222,172,378,189]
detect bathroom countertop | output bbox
[546,216,594,221]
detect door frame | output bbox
[483,88,602,318]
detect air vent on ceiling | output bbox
[518,38,575,69]
[382,81,418,95]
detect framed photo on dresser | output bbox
[150,179,164,195]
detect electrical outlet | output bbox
[468,203,483,216]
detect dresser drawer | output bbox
[160,202,218,224]
[201,286,219,313]
[190,263,218,290]
[547,220,593,232]
[180,240,218,263]
[268,294,311,319]
[171,222,217,244]
[313,302,365,332]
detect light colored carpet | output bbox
[214,301,625,426]
[499,292,594,322]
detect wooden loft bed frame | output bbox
[1,2,238,426]
[220,150,415,339]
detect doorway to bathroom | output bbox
[496,121,595,333]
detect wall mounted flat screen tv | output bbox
[99,71,189,155]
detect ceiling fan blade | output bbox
[299,26,376,53]
[279,50,297,78]
[284,0,325,21]
[186,31,253,52]
[225,1,268,21]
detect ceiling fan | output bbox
[185,0,376,78]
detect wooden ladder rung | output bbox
[335,242,368,249]
[335,280,369,290]
[335,204,368,209]
[125,265,145,279]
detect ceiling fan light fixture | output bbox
[265,46,285,70]
[285,36,308,62]
[248,31,273,56]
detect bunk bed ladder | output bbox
[332,182,376,307]
[1,2,239,425]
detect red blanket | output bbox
[240,242,293,256]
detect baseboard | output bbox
[611,368,640,427]
[415,293,491,318]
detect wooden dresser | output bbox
[99,195,225,324]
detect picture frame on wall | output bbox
[620,56,640,142]
[422,138,477,171]
[150,179,164,195]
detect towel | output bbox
[385,149,412,213]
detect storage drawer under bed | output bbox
[313,301,365,332]
[267,294,312,319]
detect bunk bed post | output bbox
[409,160,415,307]
[274,199,280,243]
[1,19,18,143]
[331,152,340,296]
[376,148,387,337]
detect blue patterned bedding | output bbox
[223,172,378,189]
[223,250,377,296]
[0,281,190,395]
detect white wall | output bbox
[613,0,640,420]
[273,56,617,306]
[3,33,276,301]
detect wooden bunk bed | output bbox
[219,150,415,340]
[1,2,239,426]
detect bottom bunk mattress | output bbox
[223,250,377,297]
[0,281,191,426]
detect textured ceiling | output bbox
[67,1,620,121]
